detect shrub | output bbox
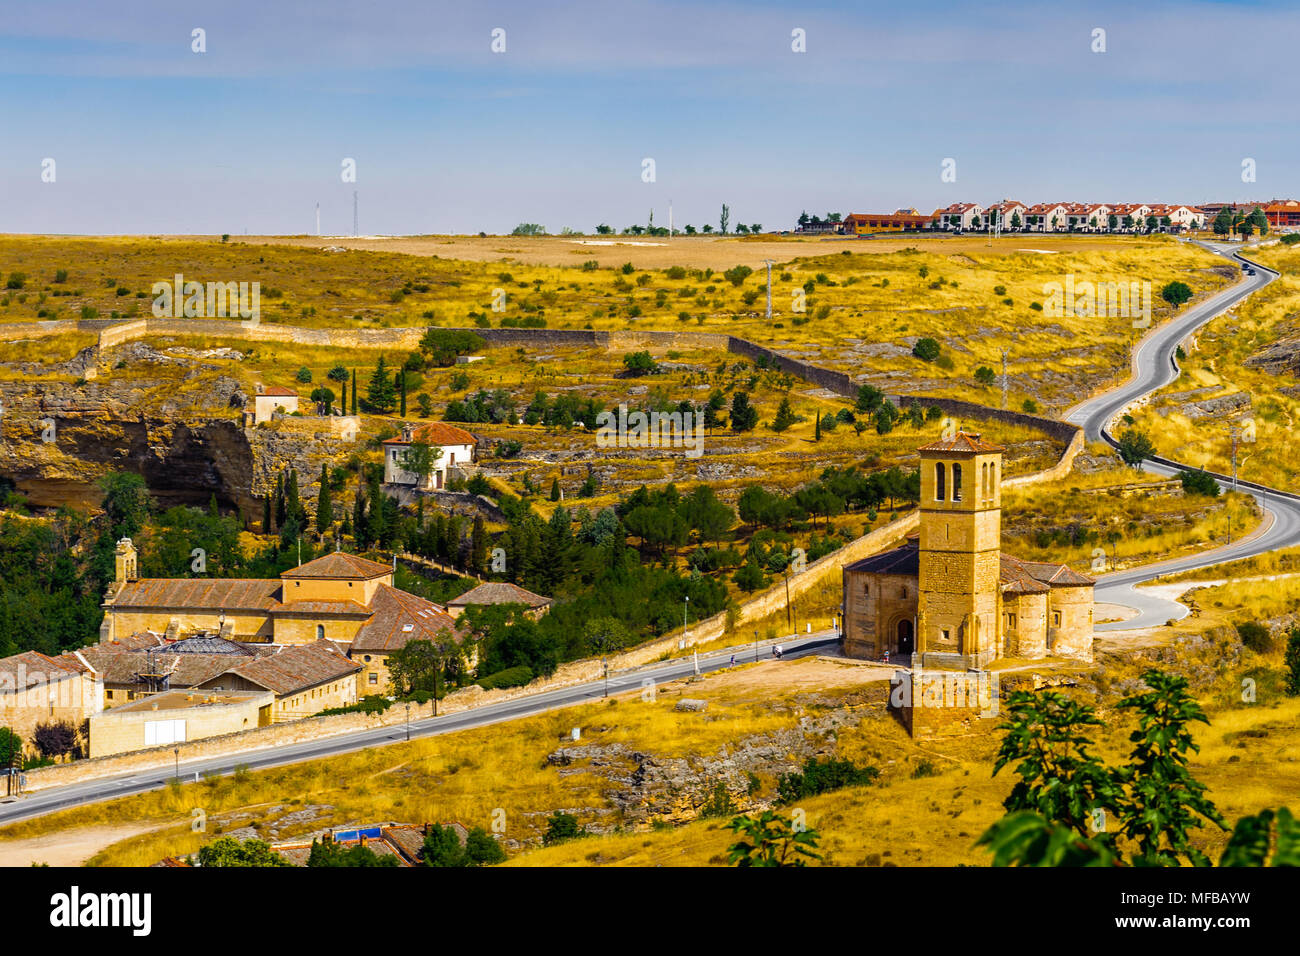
[1180,469,1220,497]
[1237,621,1273,653]
[477,665,534,690]
[912,337,941,362]
[296,367,313,383]
[777,757,880,803]
[724,265,753,286]
[543,811,586,846]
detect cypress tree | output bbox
[262,495,271,534]
[286,468,301,524]
[398,369,407,416]
[316,463,333,534]
[273,473,285,529]
[550,478,561,502]
[350,369,357,416]
[353,487,368,547]
[814,412,822,442]
[471,515,487,574]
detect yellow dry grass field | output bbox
[12,615,1294,868]
[0,234,1233,411]
[238,232,1160,269]
[1128,243,1300,492]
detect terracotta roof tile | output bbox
[219,640,360,696]
[383,422,477,446]
[111,578,282,612]
[281,552,393,581]
[350,585,467,652]
[917,431,1005,454]
[447,582,553,609]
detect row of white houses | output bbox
[933,200,1206,233]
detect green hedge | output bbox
[477,666,534,691]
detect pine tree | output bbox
[368,356,397,414]
[772,396,796,433]
[316,463,333,535]
[550,478,561,502]
[208,494,219,519]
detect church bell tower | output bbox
[916,431,1004,667]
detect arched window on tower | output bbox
[935,462,945,502]
[952,463,963,501]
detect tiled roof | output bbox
[1015,557,1094,587]
[111,578,282,611]
[0,651,88,692]
[383,422,477,446]
[1002,554,1094,589]
[217,640,360,696]
[281,552,393,581]
[447,581,553,609]
[271,600,373,617]
[844,540,920,575]
[999,556,1051,595]
[85,649,242,688]
[917,431,1005,454]
[350,585,467,653]
[261,386,297,397]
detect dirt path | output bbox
[0,823,161,867]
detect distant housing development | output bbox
[801,198,1300,234]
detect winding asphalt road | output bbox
[1064,240,1300,630]
[0,631,840,826]
[4,241,1294,827]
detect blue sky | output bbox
[0,0,1294,235]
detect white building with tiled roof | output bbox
[383,422,478,491]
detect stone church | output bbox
[842,432,1094,667]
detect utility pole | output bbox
[1229,422,1242,491]
[315,202,321,237]
[1000,347,1010,410]
[763,259,774,319]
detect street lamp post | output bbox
[174,746,179,782]
[754,630,759,663]
[602,656,608,699]
[405,701,411,741]
[683,595,690,645]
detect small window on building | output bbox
[941,628,950,642]
[935,462,946,501]
[863,583,869,597]
[316,624,325,640]
[1053,611,1062,627]
[363,654,371,662]
[368,673,378,684]
[952,463,962,501]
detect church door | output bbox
[897,619,914,656]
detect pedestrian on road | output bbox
[884,649,890,666]
[729,654,735,667]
